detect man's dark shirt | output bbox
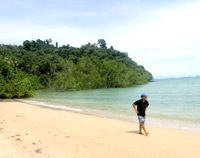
[134,99,149,116]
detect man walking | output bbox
[132,94,149,136]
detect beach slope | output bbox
[0,101,199,158]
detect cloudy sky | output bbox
[0,0,200,78]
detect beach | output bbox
[24,78,200,133]
[0,101,199,158]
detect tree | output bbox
[23,40,31,50]
[0,39,153,98]
[0,57,41,98]
[46,39,52,45]
[98,39,107,48]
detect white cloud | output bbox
[105,1,200,78]
[0,20,90,46]
[144,57,200,78]
[109,1,200,49]
[0,0,200,78]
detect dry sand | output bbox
[0,101,199,158]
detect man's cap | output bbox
[141,94,148,97]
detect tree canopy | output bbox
[0,39,153,98]
[98,39,107,48]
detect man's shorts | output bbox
[138,115,146,124]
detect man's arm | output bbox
[145,106,148,113]
[132,103,139,114]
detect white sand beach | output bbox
[0,101,199,158]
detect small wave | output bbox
[148,117,200,132]
[19,99,200,132]
[19,100,83,112]
[95,112,200,132]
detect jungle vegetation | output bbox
[0,39,153,98]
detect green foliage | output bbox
[0,56,42,98]
[98,39,107,48]
[0,39,153,98]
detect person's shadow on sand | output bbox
[126,130,148,136]
[126,130,140,134]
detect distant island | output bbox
[155,76,200,80]
[0,39,153,98]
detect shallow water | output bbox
[23,77,200,132]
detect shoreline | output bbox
[0,101,199,158]
[17,99,200,133]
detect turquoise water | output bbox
[22,77,200,132]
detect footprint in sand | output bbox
[0,133,20,158]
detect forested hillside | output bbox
[0,39,153,98]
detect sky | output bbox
[0,0,200,78]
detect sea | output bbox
[21,77,200,132]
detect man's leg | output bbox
[141,123,149,136]
[139,124,143,134]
